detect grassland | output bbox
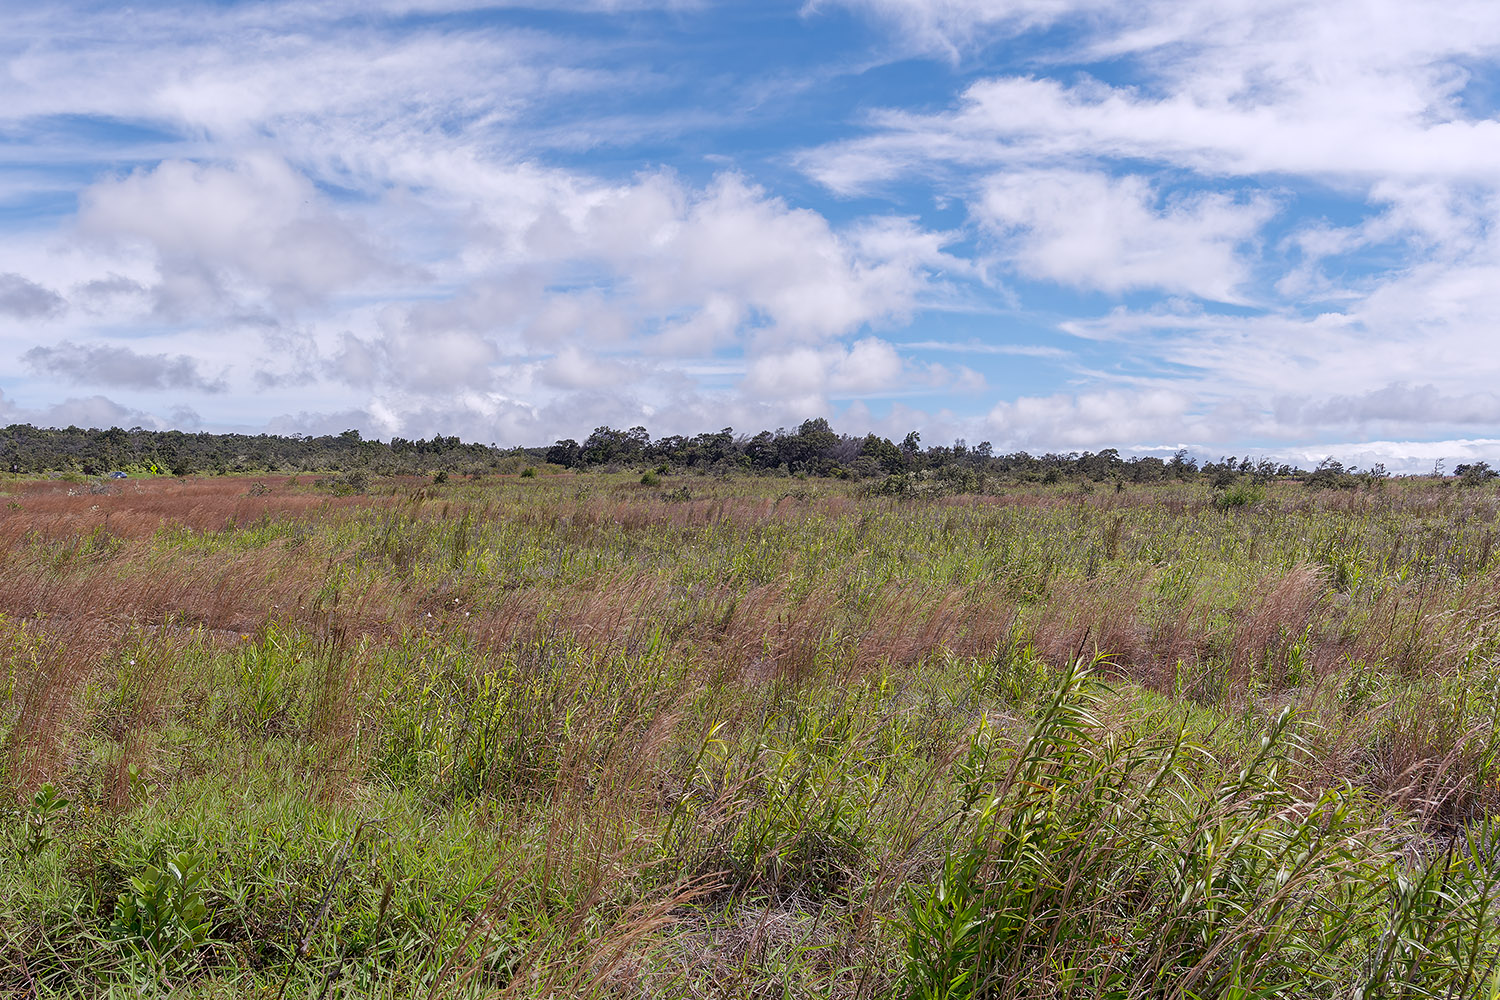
[1,471,1497,998]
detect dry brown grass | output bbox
[0,475,383,542]
[1229,562,1327,688]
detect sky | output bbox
[3,0,1500,469]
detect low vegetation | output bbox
[1,470,1497,997]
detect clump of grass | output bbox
[899,658,1500,998]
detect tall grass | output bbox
[0,473,1497,997]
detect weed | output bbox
[109,850,216,975]
[7,781,69,858]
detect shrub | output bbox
[1212,481,1264,509]
[1457,461,1498,487]
[1306,458,1356,490]
[317,469,369,495]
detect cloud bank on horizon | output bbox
[3,0,1500,470]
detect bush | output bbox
[1212,481,1263,509]
[1306,458,1356,490]
[316,469,369,495]
[1457,461,1498,487]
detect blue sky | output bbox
[4,0,1500,469]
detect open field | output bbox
[1,471,1498,998]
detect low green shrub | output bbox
[110,850,216,975]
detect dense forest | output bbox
[0,418,1446,488]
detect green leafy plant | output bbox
[10,782,69,858]
[235,629,298,735]
[1213,480,1264,509]
[110,850,216,974]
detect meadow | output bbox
[1,470,1497,998]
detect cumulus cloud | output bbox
[70,274,149,315]
[984,387,1196,452]
[0,273,65,319]
[503,172,953,348]
[23,341,227,392]
[538,346,644,391]
[977,171,1276,299]
[77,154,389,315]
[34,395,171,431]
[1276,383,1500,430]
[744,337,979,400]
[284,169,961,408]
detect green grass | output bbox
[1,474,1498,997]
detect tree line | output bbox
[0,424,511,477]
[0,418,1436,488]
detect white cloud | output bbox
[805,0,1500,192]
[804,71,1500,197]
[977,170,1276,299]
[2,7,608,143]
[77,154,389,315]
[538,346,642,391]
[984,387,1195,451]
[540,172,947,346]
[341,169,959,396]
[744,336,977,400]
[804,0,1112,59]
